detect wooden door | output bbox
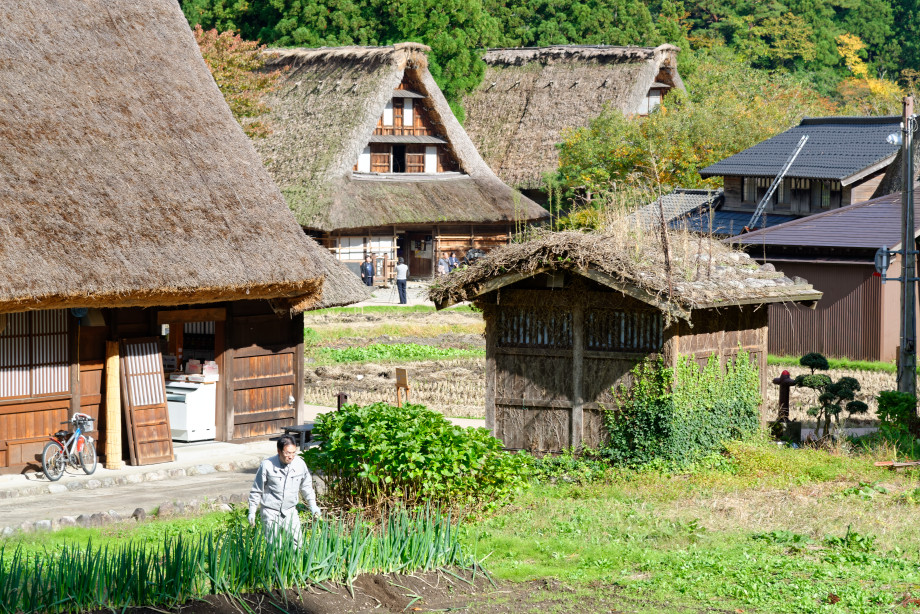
[119,338,173,465]
[225,309,304,440]
[407,232,433,278]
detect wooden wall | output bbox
[481,274,771,454]
[764,260,885,360]
[0,301,306,472]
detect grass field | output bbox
[463,441,920,613]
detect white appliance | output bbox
[165,381,217,442]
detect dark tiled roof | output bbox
[731,190,919,249]
[629,188,723,227]
[673,210,798,237]
[699,116,901,181]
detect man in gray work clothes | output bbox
[248,435,321,546]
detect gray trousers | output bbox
[261,507,302,548]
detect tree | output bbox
[182,0,500,116]
[793,352,868,439]
[835,33,903,115]
[194,26,284,138]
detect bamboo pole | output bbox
[105,340,123,470]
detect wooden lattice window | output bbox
[585,310,662,353]
[496,307,573,349]
[0,310,69,400]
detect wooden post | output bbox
[483,304,497,435]
[395,368,410,407]
[571,303,585,451]
[104,340,123,470]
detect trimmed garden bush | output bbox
[604,352,761,467]
[305,402,529,513]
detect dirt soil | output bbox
[303,308,889,425]
[97,572,702,613]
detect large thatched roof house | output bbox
[256,44,548,280]
[462,45,684,194]
[430,231,821,453]
[0,0,368,472]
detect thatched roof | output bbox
[256,44,547,232]
[428,230,822,319]
[462,45,684,189]
[0,0,369,314]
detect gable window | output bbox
[0,310,69,400]
[638,87,667,115]
[382,99,394,127]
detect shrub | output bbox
[305,403,529,513]
[603,352,761,468]
[794,352,868,438]
[876,391,917,439]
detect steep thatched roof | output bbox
[0,0,369,314]
[428,230,822,319]
[463,45,684,189]
[257,44,547,231]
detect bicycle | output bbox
[41,412,97,481]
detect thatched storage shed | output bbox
[430,231,822,453]
[255,44,548,280]
[0,0,368,472]
[462,45,684,192]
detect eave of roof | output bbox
[699,116,901,181]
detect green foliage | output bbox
[838,481,889,500]
[304,402,530,512]
[314,342,483,363]
[528,450,611,485]
[182,0,500,108]
[604,352,761,468]
[799,352,830,372]
[486,0,661,48]
[0,509,475,613]
[876,390,917,440]
[769,354,899,373]
[794,353,867,438]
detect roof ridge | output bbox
[799,115,901,126]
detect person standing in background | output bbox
[448,252,459,271]
[395,257,409,304]
[360,255,374,287]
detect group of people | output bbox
[359,252,461,305]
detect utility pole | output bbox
[898,95,917,396]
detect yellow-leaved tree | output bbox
[836,33,903,115]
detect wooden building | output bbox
[462,45,684,197]
[732,190,919,361]
[255,44,548,281]
[430,232,822,453]
[0,0,368,473]
[700,116,902,216]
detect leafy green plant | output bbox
[528,450,611,485]
[876,390,917,440]
[794,352,868,438]
[314,343,483,364]
[838,481,889,500]
[603,352,761,468]
[824,526,877,552]
[751,529,813,552]
[305,402,530,513]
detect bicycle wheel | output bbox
[41,442,66,481]
[78,438,97,475]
